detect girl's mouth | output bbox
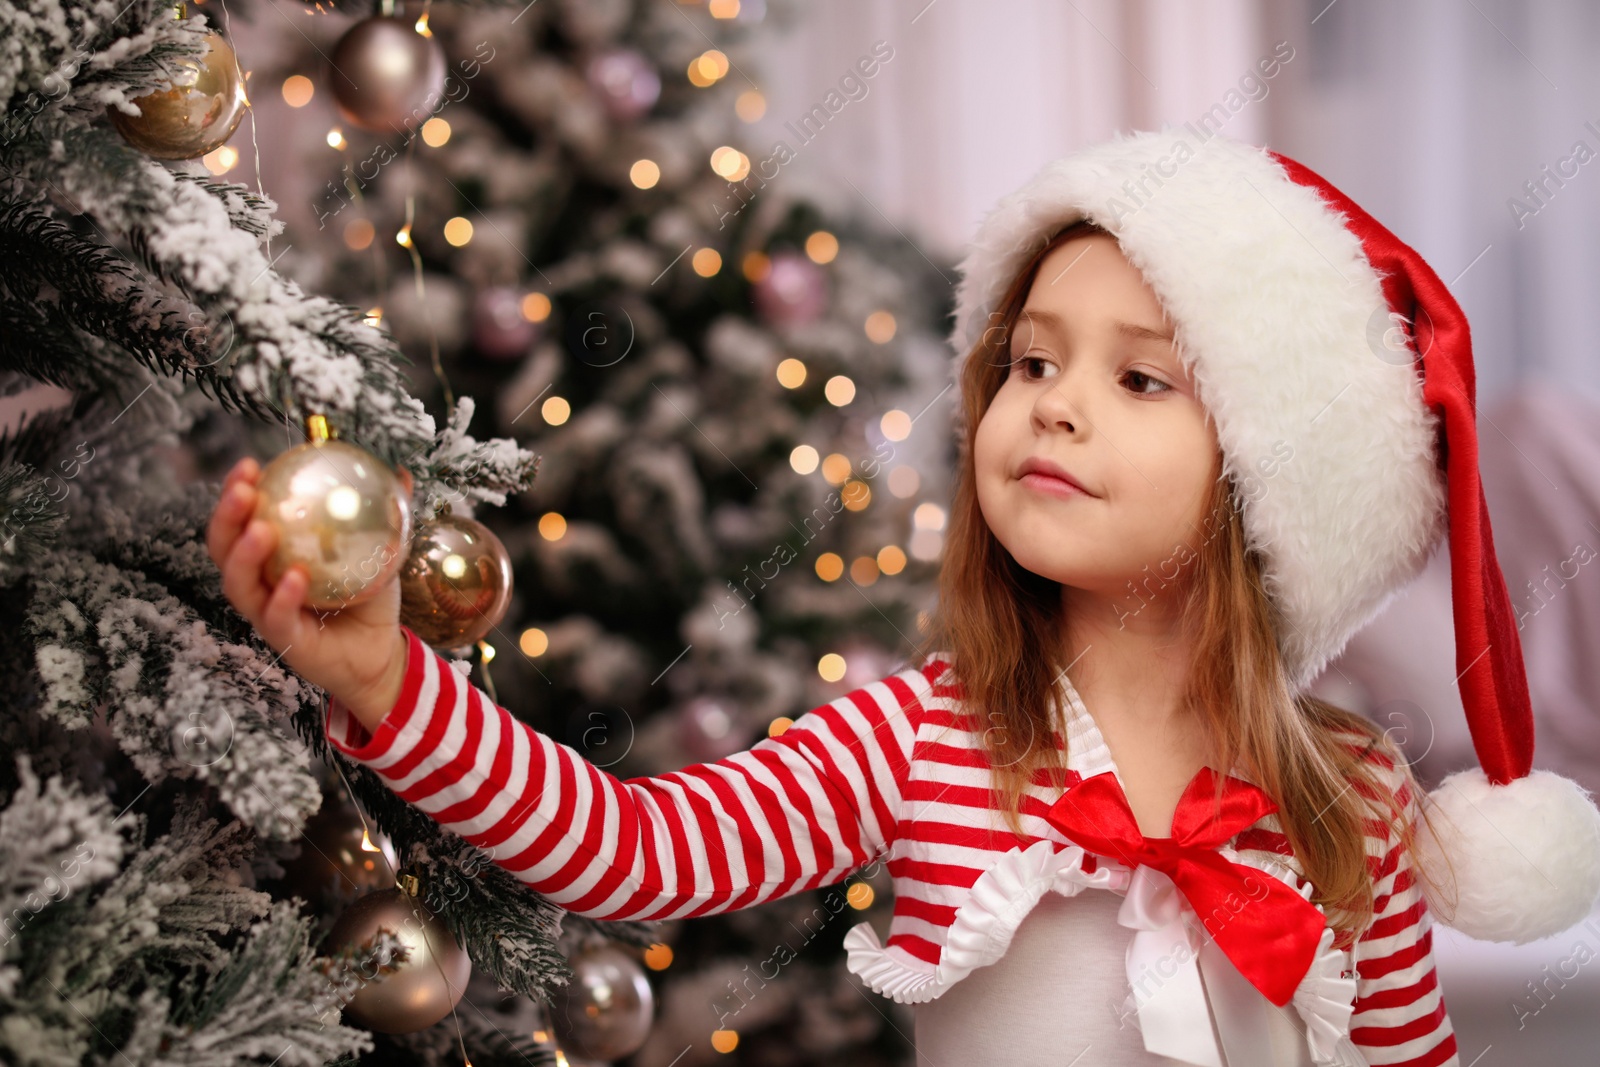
[1020,472,1093,499]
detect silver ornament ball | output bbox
[548,943,655,1060]
[324,888,470,1034]
[754,251,828,328]
[469,287,540,360]
[586,48,660,122]
[329,16,447,134]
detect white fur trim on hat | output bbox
[948,127,1448,693]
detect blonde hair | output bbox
[913,220,1458,947]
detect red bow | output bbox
[1044,767,1326,1007]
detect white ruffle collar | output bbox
[843,668,1367,1067]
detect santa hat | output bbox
[948,126,1600,945]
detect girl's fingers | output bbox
[260,565,308,650]
[221,518,277,621]
[222,456,260,494]
[206,481,258,567]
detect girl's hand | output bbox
[206,455,412,728]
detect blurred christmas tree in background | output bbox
[0,0,955,1062]
[250,0,956,1062]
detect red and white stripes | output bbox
[326,625,938,921]
[326,625,1457,1065]
[1348,771,1459,1066]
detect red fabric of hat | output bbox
[1266,150,1534,788]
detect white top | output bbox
[913,885,1321,1066]
[899,671,1357,1067]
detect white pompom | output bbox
[1414,767,1600,944]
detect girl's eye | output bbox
[1008,355,1170,396]
[1008,354,1056,380]
[1122,369,1171,396]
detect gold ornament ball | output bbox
[324,888,470,1034]
[253,439,411,610]
[329,16,447,134]
[548,944,655,1061]
[109,31,247,160]
[399,513,513,649]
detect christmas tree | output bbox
[0,0,955,1062]
[253,1,956,1063]
[0,1,561,1062]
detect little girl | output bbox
[210,129,1600,1066]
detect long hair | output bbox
[913,219,1458,947]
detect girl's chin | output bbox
[1008,558,1116,590]
[1007,555,1158,591]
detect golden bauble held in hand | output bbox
[253,421,411,611]
[109,31,248,160]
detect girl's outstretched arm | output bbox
[1347,770,1461,1067]
[324,626,939,921]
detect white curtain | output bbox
[1262,0,1600,402]
[746,0,1267,261]
[751,0,1600,401]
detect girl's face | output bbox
[974,232,1221,614]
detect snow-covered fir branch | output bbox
[3,115,539,501]
[0,754,128,961]
[404,832,577,1002]
[140,900,384,1067]
[1,1,541,503]
[0,462,69,565]
[0,1,212,140]
[0,196,276,416]
[0,794,378,1065]
[171,171,284,242]
[16,117,437,442]
[412,395,541,514]
[27,547,323,840]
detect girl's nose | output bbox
[1032,371,1086,435]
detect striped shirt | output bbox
[325,625,1458,1067]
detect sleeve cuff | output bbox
[325,626,427,762]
